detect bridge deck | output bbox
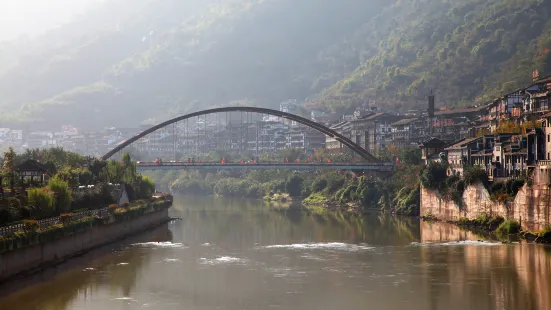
[136,162,394,172]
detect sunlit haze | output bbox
[0,0,105,41]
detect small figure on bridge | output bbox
[284,157,288,163]
[221,158,225,164]
[241,160,244,164]
[307,156,311,163]
[187,158,191,163]
[192,157,195,164]
[296,159,300,163]
[327,159,331,163]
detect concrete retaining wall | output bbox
[0,208,169,282]
[421,183,551,231]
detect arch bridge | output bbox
[101,106,391,171]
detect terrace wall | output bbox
[421,183,551,231]
[0,208,169,282]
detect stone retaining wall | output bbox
[421,183,551,231]
[0,208,169,282]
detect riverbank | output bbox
[0,196,172,283]
[421,214,551,244]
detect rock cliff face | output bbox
[421,183,551,231]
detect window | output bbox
[548,134,550,143]
[496,156,500,162]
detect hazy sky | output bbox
[0,0,106,41]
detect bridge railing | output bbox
[136,161,394,166]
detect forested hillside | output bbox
[0,0,550,129]
[320,0,551,111]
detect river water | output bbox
[1,195,551,310]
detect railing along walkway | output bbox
[0,208,109,237]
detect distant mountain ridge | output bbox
[0,0,550,130]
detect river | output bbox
[0,195,550,310]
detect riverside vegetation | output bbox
[0,147,156,227]
[144,148,424,216]
[0,195,172,254]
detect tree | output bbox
[2,147,16,193]
[47,176,72,213]
[285,174,304,197]
[419,162,448,190]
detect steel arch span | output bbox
[101,107,379,162]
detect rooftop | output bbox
[444,137,481,150]
[419,137,446,147]
[434,106,485,116]
[391,118,418,126]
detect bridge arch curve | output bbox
[101,107,379,162]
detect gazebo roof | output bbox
[16,160,48,173]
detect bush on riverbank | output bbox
[457,214,505,231]
[303,193,328,206]
[0,197,172,254]
[496,220,521,235]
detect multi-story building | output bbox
[350,112,403,155]
[326,121,351,150]
[390,118,425,148]
[419,137,447,165]
[286,127,325,151]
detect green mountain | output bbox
[1,0,550,130]
[319,0,551,111]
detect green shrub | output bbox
[47,176,72,213]
[0,207,20,226]
[419,162,448,190]
[71,183,114,210]
[446,175,460,188]
[496,220,521,235]
[490,182,505,194]
[303,193,328,206]
[285,175,304,197]
[311,178,328,192]
[506,179,525,196]
[23,219,39,232]
[326,175,345,193]
[463,166,489,187]
[28,188,55,218]
[455,180,465,192]
[137,176,156,199]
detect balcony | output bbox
[537,160,551,168]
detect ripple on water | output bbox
[410,240,503,247]
[131,242,186,249]
[158,258,182,263]
[199,256,247,265]
[256,242,374,252]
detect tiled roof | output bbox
[444,137,481,150]
[419,137,446,147]
[434,107,485,116]
[16,160,48,172]
[391,118,418,126]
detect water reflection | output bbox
[0,224,171,309]
[0,196,549,310]
[419,220,551,310]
